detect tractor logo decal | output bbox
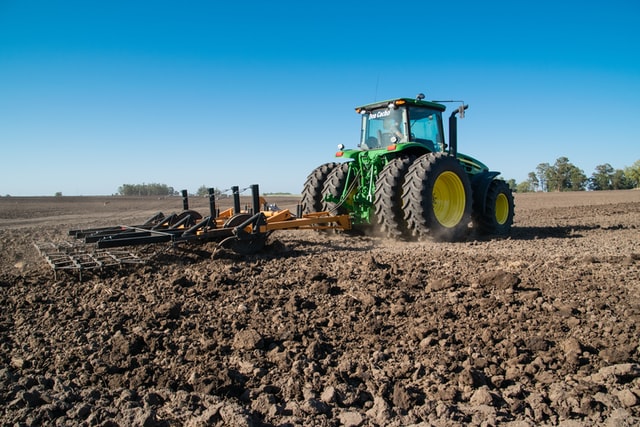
[369,109,392,119]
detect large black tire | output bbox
[321,162,352,215]
[402,153,472,241]
[374,155,416,239]
[300,163,339,214]
[474,179,514,236]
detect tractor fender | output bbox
[471,171,500,215]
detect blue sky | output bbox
[1,1,639,196]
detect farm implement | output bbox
[68,185,350,253]
[36,185,350,278]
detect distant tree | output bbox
[55,192,62,197]
[567,164,587,191]
[550,157,569,191]
[196,185,222,198]
[196,185,207,197]
[611,169,634,189]
[589,163,614,190]
[516,181,532,193]
[515,172,537,193]
[527,172,539,192]
[506,179,517,191]
[533,157,586,192]
[624,159,640,189]
[536,163,551,192]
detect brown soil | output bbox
[1,190,639,426]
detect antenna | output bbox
[374,74,380,101]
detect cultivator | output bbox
[37,185,351,278]
[68,185,350,252]
[33,241,145,280]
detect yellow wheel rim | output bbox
[495,193,509,225]
[432,171,466,227]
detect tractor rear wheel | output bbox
[374,155,415,239]
[300,162,339,214]
[322,162,351,215]
[402,153,472,241]
[474,179,514,236]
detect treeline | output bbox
[117,184,227,197]
[118,183,177,196]
[514,158,640,192]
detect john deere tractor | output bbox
[301,93,514,241]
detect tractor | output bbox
[301,93,515,241]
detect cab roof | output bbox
[355,98,447,113]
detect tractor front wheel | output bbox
[402,153,472,241]
[474,179,514,236]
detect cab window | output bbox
[408,107,443,152]
[360,108,407,149]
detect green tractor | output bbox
[301,93,514,241]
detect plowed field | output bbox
[1,190,639,426]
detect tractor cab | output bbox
[356,97,447,153]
